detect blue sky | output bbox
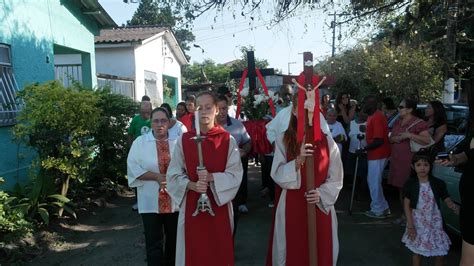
[99,1,359,74]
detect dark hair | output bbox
[410,150,434,178]
[141,95,151,101]
[321,94,331,104]
[284,93,300,159]
[217,86,230,95]
[177,101,188,112]
[335,92,352,114]
[160,103,173,118]
[196,91,218,106]
[217,94,228,104]
[403,98,418,116]
[382,97,396,110]
[151,107,171,120]
[428,100,447,125]
[185,94,196,103]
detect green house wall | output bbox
[0,0,104,190]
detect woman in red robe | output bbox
[266,95,343,266]
[167,91,243,266]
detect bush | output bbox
[14,81,100,213]
[89,88,138,187]
[0,178,32,243]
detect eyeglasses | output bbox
[152,119,169,125]
[398,105,406,109]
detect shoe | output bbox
[383,208,391,217]
[268,202,275,208]
[364,210,388,219]
[132,203,138,211]
[260,187,269,198]
[238,204,248,213]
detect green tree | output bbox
[183,59,231,85]
[315,42,443,103]
[127,0,195,56]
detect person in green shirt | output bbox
[128,101,152,145]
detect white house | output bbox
[95,26,188,107]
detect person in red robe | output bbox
[178,95,196,131]
[266,94,343,266]
[167,91,243,266]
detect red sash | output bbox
[266,133,333,266]
[156,140,172,213]
[182,127,234,266]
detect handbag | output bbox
[406,119,435,152]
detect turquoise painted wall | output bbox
[0,0,103,190]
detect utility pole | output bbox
[288,62,297,75]
[328,13,349,57]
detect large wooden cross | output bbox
[303,51,318,266]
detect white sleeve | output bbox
[270,134,301,190]
[209,136,243,206]
[127,138,146,188]
[316,135,344,214]
[166,135,190,206]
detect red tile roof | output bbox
[95,26,168,44]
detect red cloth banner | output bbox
[235,69,248,120]
[243,120,273,155]
[255,68,276,117]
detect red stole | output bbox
[156,140,172,213]
[266,133,333,266]
[182,127,234,266]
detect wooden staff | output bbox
[302,52,317,266]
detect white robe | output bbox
[266,103,331,144]
[127,131,180,214]
[166,134,243,266]
[270,132,344,266]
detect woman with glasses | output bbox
[389,98,432,224]
[127,107,180,266]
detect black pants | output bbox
[236,157,248,205]
[141,212,179,266]
[262,155,275,201]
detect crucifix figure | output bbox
[291,76,327,126]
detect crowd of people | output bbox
[125,86,473,266]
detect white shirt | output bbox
[127,131,180,214]
[348,120,367,153]
[328,121,347,153]
[169,119,187,140]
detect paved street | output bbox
[30,163,462,265]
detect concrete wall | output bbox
[0,0,103,190]
[96,33,183,105]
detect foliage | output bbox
[127,0,195,57]
[239,86,277,120]
[13,81,100,205]
[183,59,231,85]
[89,89,138,186]
[11,173,76,225]
[0,178,32,243]
[229,46,270,72]
[315,42,443,103]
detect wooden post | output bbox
[303,51,318,266]
[247,51,256,93]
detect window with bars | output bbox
[0,44,22,126]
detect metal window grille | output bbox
[55,64,82,87]
[97,77,135,99]
[0,66,22,126]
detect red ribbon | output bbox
[235,69,248,119]
[255,68,276,117]
[296,73,322,143]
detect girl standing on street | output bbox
[402,152,459,266]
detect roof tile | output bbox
[95,26,168,44]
